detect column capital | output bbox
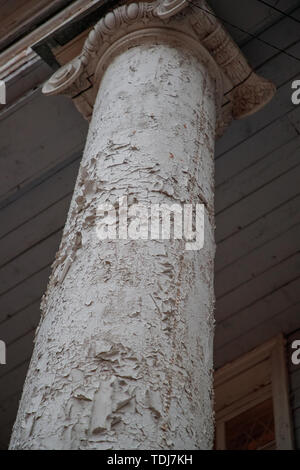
[42,0,275,136]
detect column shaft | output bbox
[10,42,216,450]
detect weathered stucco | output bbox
[10,41,217,449]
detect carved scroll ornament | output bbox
[42,0,275,136]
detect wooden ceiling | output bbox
[0,0,73,52]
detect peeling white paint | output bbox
[10,43,216,449]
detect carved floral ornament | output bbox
[42,0,275,135]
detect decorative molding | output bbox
[215,335,294,450]
[155,0,188,19]
[0,0,107,70]
[42,0,276,135]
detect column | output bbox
[10,0,275,450]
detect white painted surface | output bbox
[10,43,217,449]
[0,1,299,450]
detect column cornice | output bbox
[42,0,276,136]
